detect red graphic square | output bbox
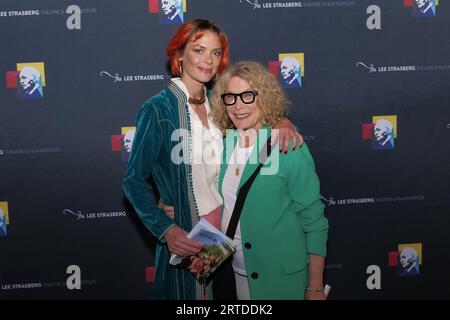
[268,61,281,79]
[389,251,399,267]
[145,266,156,283]
[149,0,159,13]
[6,71,18,88]
[111,135,123,151]
[404,0,413,7]
[268,61,281,78]
[362,123,374,140]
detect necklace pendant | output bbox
[235,167,240,176]
[188,96,206,105]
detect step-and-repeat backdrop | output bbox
[1,0,449,299]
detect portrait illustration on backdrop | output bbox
[121,127,136,162]
[160,0,184,24]
[414,0,436,17]
[280,56,301,88]
[372,118,394,150]
[398,246,420,275]
[0,207,7,236]
[268,53,304,89]
[111,127,136,162]
[362,115,397,150]
[13,62,46,99]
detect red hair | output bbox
[166,19,230,77]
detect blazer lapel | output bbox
[237,126,271,192]
[219,132,238,196]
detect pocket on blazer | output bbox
[281,254,307,275]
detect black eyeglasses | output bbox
[221,90,258,106]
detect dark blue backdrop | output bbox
[1,0,449,299]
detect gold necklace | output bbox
[188,96,206,105]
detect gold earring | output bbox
[179,60,183,75]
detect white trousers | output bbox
[234,272,251,300]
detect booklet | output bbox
[169,219,236,283]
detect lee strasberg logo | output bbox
[0,202,10,237]
[240,0,356,10]
[1,265,96,291]
[389,243,422,276]
[0,5,95,30]
[111,127,136,162]
[356,61,415,74]
[99,70,166,83]
[63,209,127,220]
[0,147,60,157]
[356,60,450,74]
[149,0,186,25]
[404,0,438,17]
[321,194,425,206]
[0,7,96,17]
[6,62,45,99]
[1,280,96,291]
[362,115,397,150]
[269,53,304,89]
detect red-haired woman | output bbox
[123,19,301,300]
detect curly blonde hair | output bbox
[210,61,287,135]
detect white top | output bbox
[171,78,223,216]
[221,143,255,276]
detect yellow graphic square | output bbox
[183,0,187,12]
[17,62,46,87]
[0,202,9,225]
[436,0,439,6]
[372,115,397,138]
[121,127,136,135]
[279,53,304,77]
[398,243,422,264]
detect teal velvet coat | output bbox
[218,127,328,299]
[123,81,204,300]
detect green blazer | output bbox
[218,126,328,300]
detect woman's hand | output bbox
[272,117,304,153]
[164,226,203,257]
